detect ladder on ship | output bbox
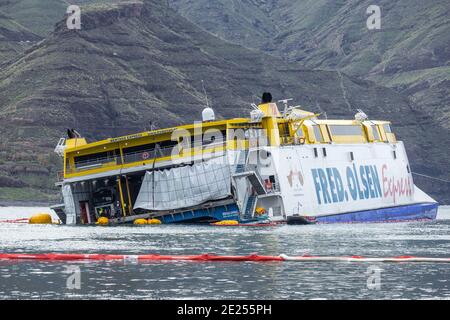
[243,195,257,220]
[235,149,248,174]
[233,171,266,195]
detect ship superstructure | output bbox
[51,94,438,225]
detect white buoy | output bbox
[202,107,215,122]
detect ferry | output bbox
[51,93,438,225]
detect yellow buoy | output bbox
[134,218,148,225]
[96,217,109,225]
[29,213,52,224]
[213,220,239,226]
[255,207,266,215]
[147,218,161,225]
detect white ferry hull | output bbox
[235,141,438,224]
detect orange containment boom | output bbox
[1,253,450,263]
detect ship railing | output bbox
[67,154,123,174]
[270,182,280,193]
[67,146,176,173]
[66,141,228,175]
[201,140,227,150]
[122,146,175,164]
[244,164,280,194]
[122,142,227,164]
[254,167,264,185]
[123,148,157,164]
[259,176,280,194]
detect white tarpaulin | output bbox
[62,184,76,225]
[134,156,232,211]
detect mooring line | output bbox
[412,172,450,183]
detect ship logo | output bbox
[287,168,304,188]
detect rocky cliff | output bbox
[0,0,448,203]
[169,0,450,127]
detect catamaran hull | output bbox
[287,202,438,224]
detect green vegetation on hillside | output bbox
[0,0,449,204]
[0,187,59,202]
[170,0,450,142]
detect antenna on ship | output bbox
[201,80,210,108]
[201,80,215,122]
[278,98,293,116]
[148,120,157,131]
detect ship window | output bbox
[74,149,120,168]
[158,140,178,148]
[280,123,290,137]
[193,129,226,147]
[122,140,178,163]
[312,125,323,142]
[383,124,392,133]
[75,151,106,165]
[123,143,156,155]
[329,125,363,136]
[372,125,381,140]
[122,143,156,163]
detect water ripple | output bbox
[0,206,449,299]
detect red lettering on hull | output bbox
[382,164,413,203]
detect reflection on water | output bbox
[0,206,449,299]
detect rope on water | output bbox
[412,172,450,184]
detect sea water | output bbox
[0,206,449,299]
